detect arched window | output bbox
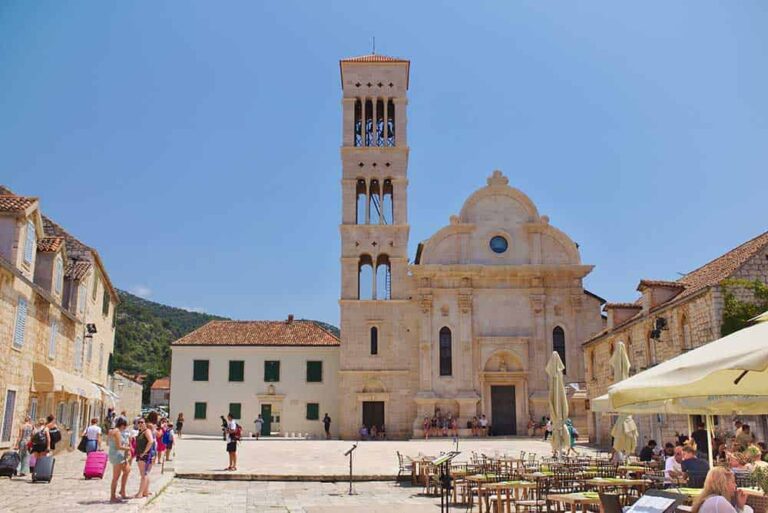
[356,179,367,224]
[439,327,452,376]
[387,99,395,146]
[354,99,362,147]
[382,179,393,224]
[681,314,691,350]
[370,327,378,355]
[553,326,566,375]
[376,99,385,146]
[375,254,391,300]
[364,99,373,146]
[369,179,381,224]
[358,255,373,300]
[589,350,595,381]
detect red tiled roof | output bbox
[604,302,642,310]
[65,260,92,281]
[151,377,170,390]
[340,54,409,63]
[115,370,146,384]
[636,279,685,291]
[173,320,341,347]
[0,194,37,214]
[675,230,768,301]
[37,237,65,253]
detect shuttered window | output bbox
[74,336,83,370]
[193,360,209,381]
[78,284,86,314]
[306,361,323,382]
[194,402,207,419]
[23,220,35,263]
[102,290,110,316]
[229,361,244,382]
[54,256,63,294]
[48,319,58,358]
[264,361,280,382]
[306,403,319,420]
[13,297,27,348]
[229,403,241,420]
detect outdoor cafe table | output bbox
[586,477,651,492]
[548,492,601,513]
[410,456,436,485]
[617,465,648,477]
[675,487,766,501]
[476,480,537,513]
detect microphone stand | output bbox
[344,443,359,495]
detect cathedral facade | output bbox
[337,55,606,439]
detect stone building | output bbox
[149,376,170,408]
[170,317,340,438]
[584,231,768,448]
[336,55,605,439]
[109,371,143,419]
[0,186,120,451]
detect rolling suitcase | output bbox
[32,455,55,483]
[0,451,20,478]
[83,450,108,479]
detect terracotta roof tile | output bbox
[150,377,170,390]
[675,230,768,300]
[173,320,341,347]
[604,302,642,310]
[0,194,37,213]
[340,54,409,63]
[65,260,92,281]
[37,237,65,253]
[636,279,685,291]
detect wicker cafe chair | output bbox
[599,493,623,513]
[396,451,414,480]
[644,469,666,490]
[747,495,768,513]
[516,477,552,513]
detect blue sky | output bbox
[2,1,766,325]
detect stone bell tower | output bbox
[337,54,416,439]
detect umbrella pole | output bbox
[705,415,714,468]
[687,415,693,440]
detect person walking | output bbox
[46,415,61,452]
[30,418,50,463]
[225,414,239,471]
[16,416,34,477]
[107,417,131,502]
[322,413,332,440]
[565,418,579,456]
[253,415,263,440]
[134,418,154,499]
[544,417,553,441]
[175,413,184,439]
[83,418,102,453]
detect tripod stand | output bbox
[344,443,358,495]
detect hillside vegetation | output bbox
[112,290,340,400]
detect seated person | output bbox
[681,445,710,488]
[639,440,657,462]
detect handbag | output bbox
[77,435,88,453]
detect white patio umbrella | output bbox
[609,342,638,455]
[605,315,768,466]
[546,351,570,456]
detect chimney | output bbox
[287,314,294,324]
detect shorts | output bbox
[32,443,47,454]
[138,454,153,475]
[226,442,237,453]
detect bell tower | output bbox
[338,54,413,439]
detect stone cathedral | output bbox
[337,54,605,439]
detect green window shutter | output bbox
[193,360,209,381]
[229,360,244,382]
[229,403,242,420]
[306,361,322,382]
[264,361,280,382]
[194,402,207,419]
[306,403,319,420]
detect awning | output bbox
[96,384,119,408]
[32,362,102,401]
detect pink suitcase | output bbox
[83,451,108,479]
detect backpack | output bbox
[232,424,242,441]
[34,429,47,447]
[162,428,173,445]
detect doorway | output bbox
[362,401,385,430]
[260,404,272,436]
[491,386,516,435]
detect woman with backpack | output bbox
[31,418,50,463]
[16,416,34,476]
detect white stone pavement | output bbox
[0,448,174,513]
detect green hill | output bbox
[112,290,229,388]
[112,290,340,401]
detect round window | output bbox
[489,236,508,254]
